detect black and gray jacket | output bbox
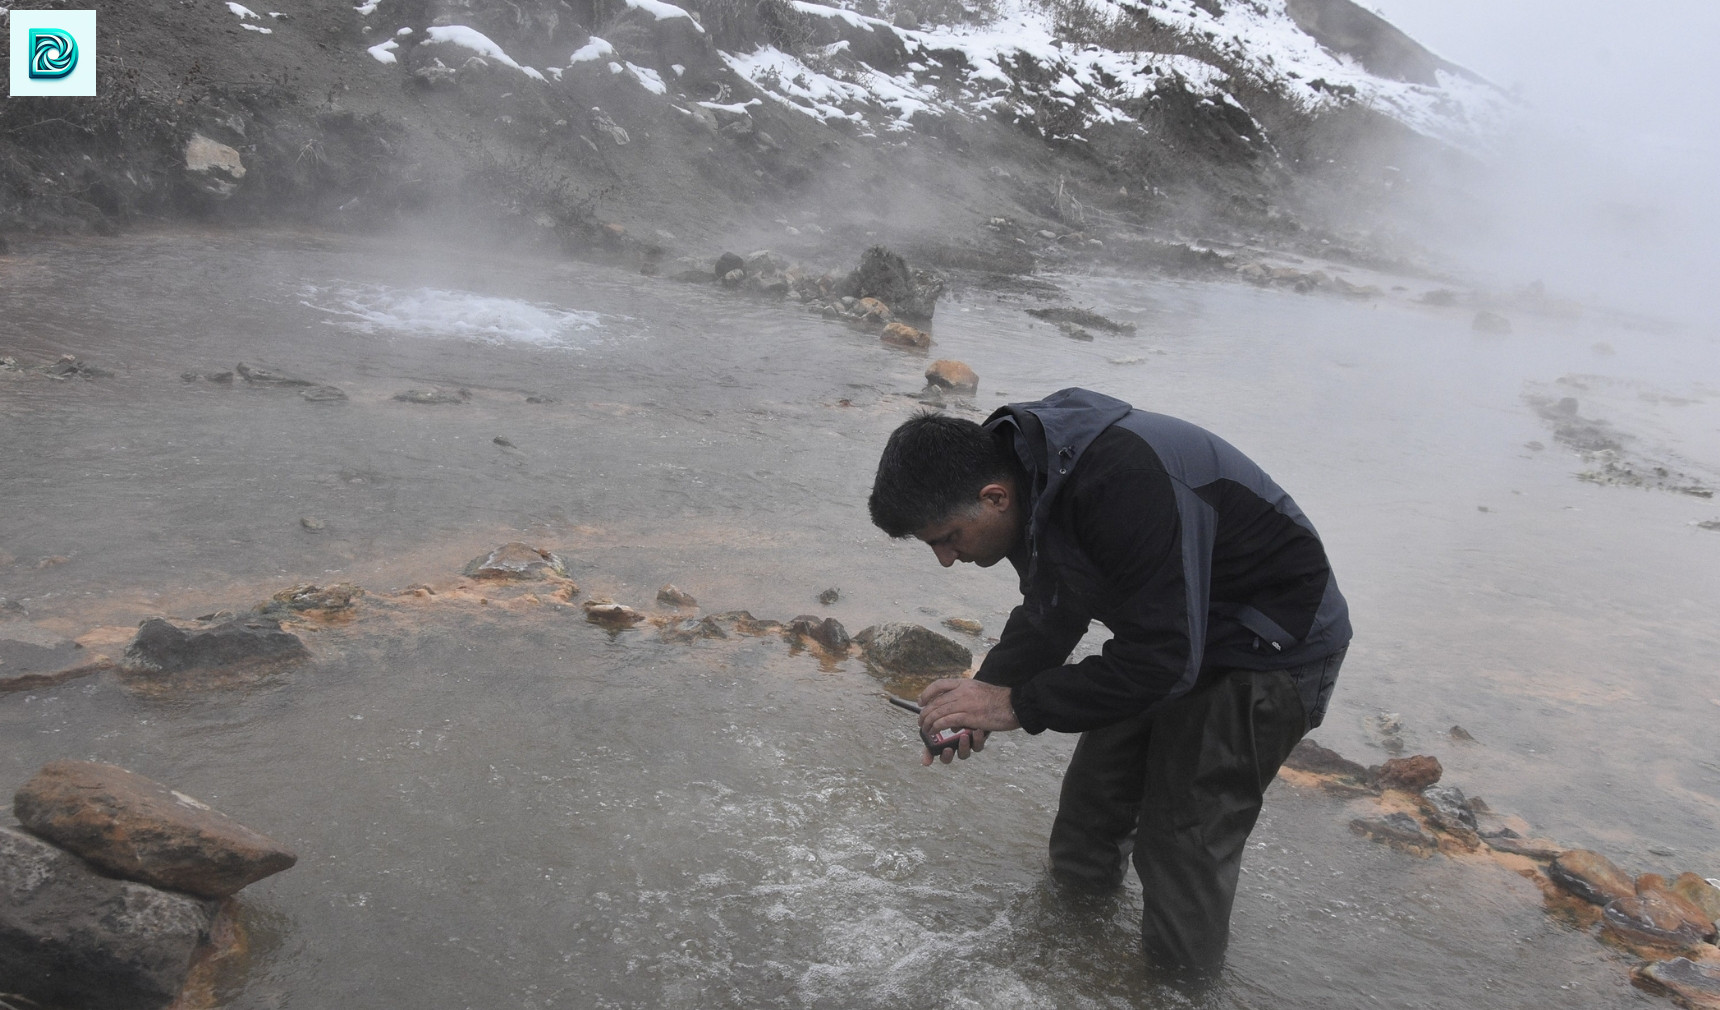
[975,388,1351,735]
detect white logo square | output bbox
[9,9,98,97]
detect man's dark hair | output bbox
[869,412,1021,537]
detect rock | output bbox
[817,587,839,605]
[925,359,978,394]
[583,601,644,628]
[0,825,219,1010]
[1483,835,1564,860]
[656,584,697,607]
[299,384,347,402]
[412,57,458,88]
[1472,310,1512,334]
[182,370,235,383]
[299,516,326,532]
[1420,785,1478,833]
[14,760,298,899]
[660,617,727,643]
[1374,754,1442,791]
[234,362,310,387]
[714,252,745,277]
[855,622,971,676]
[393,387,469,404]
[1549,849,1636,906]
[1282,739,1372,780]
[1055,321,1095,341]
[787,615,851,653]
[1603,888,1716,950]
[463,543,569,581]
[261,582,362,615]
[1025,306,1136,335]
[882,322,932,349]
[942,617,983,636]
[1448,724,1476,742]
[588,106,630,145]
[859,296,894,323]
[707,610,783,636]
[41,354,112,379]
[0,620,111,693]
[1633,958,1720,1009]
[122,616,308,677]
[840,246,945,322]
[184,134,246,198]
[1349,812,1437,852]
[1671,872,1720,923]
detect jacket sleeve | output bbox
[1007,465,1195,734]
[974,601,1089,692]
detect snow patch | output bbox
[622,0,703,30]
[570,37,616,64]
[423,25,546,82]
[225,2,259,18]
[368,39,399,64]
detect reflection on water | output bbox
[1,231,1716,1008]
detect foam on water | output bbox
[300,283,611,348]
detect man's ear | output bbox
[978,482,1011,512]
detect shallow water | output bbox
[2,230,1716,1008]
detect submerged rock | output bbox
[942,617,983,636]
[235,362,311,387]
[463,543,569,581]
[393,387,470,404]
[656,584,698,607]
[817,587,840,606]
[882,321,931,349]
[855,622,971,677]
[1349,812,1437,853]
[0,825,219,1010]
[261,582,362,615]
[1024,306,1137,334]
[1472,310,1513,334]
[1633,957,1720,1009]
[1549,849,1636,906]
[786,615,850,653]
[1282,739,1372,780]
[708,610,785,636]
[660,617,727,643]
[13,760,298,900]
[0,620,111,693]
[122,616,308,677]
[583,601,644,628]
[299,384,348,402]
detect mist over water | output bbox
[1370,0,1720,324]
[2,228,1716,1007]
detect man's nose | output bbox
[931,544,958,567]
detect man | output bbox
[867,387,1350,969]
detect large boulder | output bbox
[122,616,309,676]
[855,622,971,676]
[13,760,298,899]
[1633,958,1720,1009]
[838,246,945,322]
[0,825,218,1010]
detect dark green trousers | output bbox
[1047,650,1345,968]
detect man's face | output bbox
[914,482,1022,568]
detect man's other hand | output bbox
[917,678,1020,767]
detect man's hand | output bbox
[917,679,1020,766]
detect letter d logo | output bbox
[29,29,79,80]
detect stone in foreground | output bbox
[925,359,978,394]
[1633,958,1720,1010]
[1373,754,1442,791]
[1,825,218,1010]
[1548,848,1636,906]
[463,542,569,580]
[14,760,299,899]
[123,616,309,676]
[855,622,971,676]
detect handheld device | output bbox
[886,694,972,756]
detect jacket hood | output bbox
[984,387,1135,546]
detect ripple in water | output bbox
[299,283,611,348]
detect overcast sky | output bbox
[1363,0,1720,319]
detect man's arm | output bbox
[973,602,1090,689]
[1007,463,1197,734]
